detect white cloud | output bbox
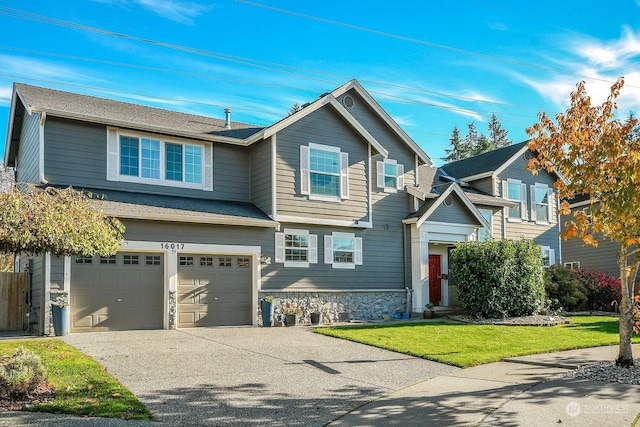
[574,27,640,69]
[488,22,508,31]
[0,55,88,82]
[92,0,213,25]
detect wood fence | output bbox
[0,272,28,331]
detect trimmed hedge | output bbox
[450,239,546,318]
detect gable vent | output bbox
[342,95,354,109]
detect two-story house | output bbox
[5,80,436,334]
[404,142,562,311]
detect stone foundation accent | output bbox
[168,291,177,330]
[258,290,407,325]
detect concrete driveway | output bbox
[61,327,457,426]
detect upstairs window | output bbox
[300,143,348,201]
[504,179,527,221]
[324,232,362,269]
[107,129,212,191]
[275,229,318,268]
[541,246,556,268]
[531,184,554,224]
[376,159,404,193]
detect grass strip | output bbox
[0,338,152,420]
[315,316,640,368]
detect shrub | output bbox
[449,239,546,318]
[543,265,588,311]
[575,269,621,311]
[0,346,46,397]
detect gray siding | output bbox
[428,194,479,225]
[497,155,561,262]
[43,117,251,202]
[470,176,493,195]
[275,107,369,221]
[16,111,40,183]
[50,256,64,291]
[250,137,273,216]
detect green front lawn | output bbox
[0,339,153,420]
[315,316,640,368]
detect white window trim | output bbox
[107,128,212,191]
[300,142,348,202]
[564,261,580,269]
[541,245,556,268]
[324,232,363,269]
[503,179,527,222]
[376,158,405,193]
[275,229,317,268]
[530,183,554,225]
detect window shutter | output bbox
[501,180,508,198]
[354,237,363,265]
[106,129,118,181]
[324,235,333,265]
[548,188,555,223]
[203,143,213,191]
[520,183,527,220]
[549,249,556,265]
[300,145,310,195]
[308,234,318,264]
[275,233,285,263]
[396,164,404,190]
[340,152,349,199]
[376,161,384,189]
[530,185,537,222]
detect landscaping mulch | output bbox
[0,380,55,412]
[449,313,571,326]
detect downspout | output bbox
[39,112,48,184]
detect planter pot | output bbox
[284,314,298,326]
[260,300,275,327]
[310,312,321,325]
[51,305,69,336]
[423,310,435,319]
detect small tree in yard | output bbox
[449,239,546,318]
[527,78,639,367]
[0,185,124,257]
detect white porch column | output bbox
[410,224,429,312]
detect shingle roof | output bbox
[83,188,277,227]
[441,141,528,179]
[15,83,264,142]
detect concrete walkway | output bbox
[0,329,638,426]
[329,344,640,427]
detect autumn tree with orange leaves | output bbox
[527,78,639,367]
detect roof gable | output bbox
[441,141,528,180]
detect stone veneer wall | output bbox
[258,290,407,325]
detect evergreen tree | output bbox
[442,126,466,162]
[471,134,495,156]
[288,102,302,116]
[488,114,512,148]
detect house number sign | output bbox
[161,243,185,253]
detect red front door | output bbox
[428,255,442,304]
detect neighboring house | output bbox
[403,142,562,310]
[5,80,434,334]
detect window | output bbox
[237,258,250,268]
[504,179,526,221]
[275,229,318,268]
[179,256,194,266]
[199,257,213,267]
[107,129,211,191]
[219,257,232,267]
[100,256,116,264]
[564,261,580,270]
[376,159,404,192]
[300,143,348,201]
[123,255,139,265]
[478,209,493,242]
[531,184,553,224]
[541,246,556,268]
[146,255,161,265]
[324,232,363,269]
[75,256,92,264]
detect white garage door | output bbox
[70,253,164,332]
[177,254,252,327]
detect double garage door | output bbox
[71,252,252,332]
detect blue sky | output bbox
[1,0,639,165]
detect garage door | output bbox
[178,254,252,327]
[71,253,164,332]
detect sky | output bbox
[1,0,639,165]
